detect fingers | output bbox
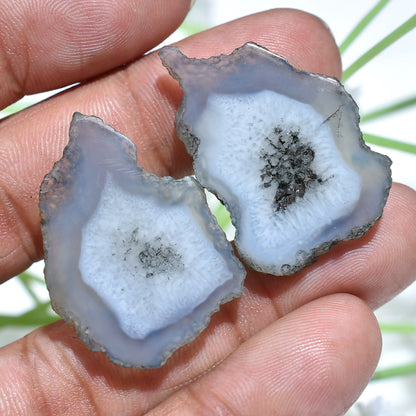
[0,294,381,415]
[0,8,342,280]
[173,9,342,78]
[0,7,411,416]
[0,182,404,414]
[0,0,192,108]
[0,4,415,338]
[149,295,381,416]
[248,183,416,315]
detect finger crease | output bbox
[0,27,30,106]
[0,183,39,266]
[256,276,284,321]
[165,357,226,393]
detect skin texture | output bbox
[0,2,415,415]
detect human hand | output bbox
[0,2,415,415]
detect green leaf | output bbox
[373,322,416,379]
[361,95,416,122]
[339,0,391,54]
[179,21,208,37]
[213,203,231,230]
[363,133,416,154]
[0,302,59,328]
[0,100,35,117]
[373,361,416,380]
[18,270,45,286]
[0,272,56,329]
[379,322,416,334]
[17,272,45,306]
[343,14,416,82]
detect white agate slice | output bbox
[39,113,245,368]
[160,42,392,275]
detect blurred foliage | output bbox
[0,0,415,383]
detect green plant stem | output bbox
[0,302,59,328]
[339,0,391,54]
[373,362,416,380]
[361,95,416,122]
[213,203,231,230]
[18,270,45,285]
[363,133,416,154]
[379,322,416,334]
[179,21,208,36]
[343,14,416,82]
[0,101,34,117]
[17,277,40,305]
[17,272,45,306]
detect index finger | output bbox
[0,0,193,109]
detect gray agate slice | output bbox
[160,42,392,276]
[39,113,245,368]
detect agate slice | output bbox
[160,42,392,275]
[39,113,245,368]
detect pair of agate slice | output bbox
[39,43,392,368]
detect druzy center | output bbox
[139,239,183,278]
[120,230,184,279]
[260,127,322,211]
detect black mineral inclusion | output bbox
[260,127,322,211]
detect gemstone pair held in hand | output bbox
[39,43,392,368]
